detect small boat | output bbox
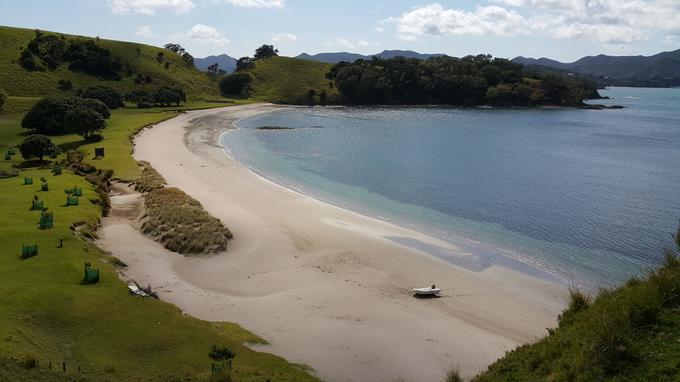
[128,283,149,297]
[412,284,442,296]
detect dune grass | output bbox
[141,187,233,254]
[247,56,340,104]
[133,160,166,193]
[473,246,680,382]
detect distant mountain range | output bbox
[295,50,445,64]
[512,49,680,87]
[194,54,237,73]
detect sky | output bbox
[1,0,679,62]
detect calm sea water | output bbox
[221,87,680,288]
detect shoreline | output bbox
[218,127,566,286]
[98,103,567,382]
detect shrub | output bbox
[220,73,252,96]
[0,89,6,113]
[80,86,124,109]
[558,287,591,327]
[57,78,73,90]
[444,367,463,382]
[19,134,58,161]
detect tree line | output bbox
[325,54,601,106]
[19,30,123,80]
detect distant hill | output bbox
[0,25,219,98]
[246,56,339,104]
[296,49,445,64]
[195,54,237,73]
[513,49,680,87]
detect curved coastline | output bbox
[220,113,566,285]
[99,103,567,382]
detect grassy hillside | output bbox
[0,25,220,99]
[0,94,317,381]
[472,245,680,382]
[246,56,339,104]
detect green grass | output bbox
[0,96,232,181]
[247,56,339,104]
[0,169,318,382]
[0,91,316,381]
[0,25,220,99]
[472,249,680,382]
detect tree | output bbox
[80,86,124,109]
[0,89,6,113]
[182,52,194,67]
[21,97,81,134]
[124,90,154,108]
[254,44,278,60]
[207,62,220,76]
[153,86,184,106]
[164,43,185,54]
[156,51,165,63]
[219,73,252,96]
[19,134,58,161]
[65,106,106,140]
[80,98,111,119]
[235,57,255,71]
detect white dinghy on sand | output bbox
[412,284,442,296]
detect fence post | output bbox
[49,361,52,370]
[62,361,66,372]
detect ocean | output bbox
[220,87,680,288]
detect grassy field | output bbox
[0,169,318,381]
[247,56,339,104]
[0,94,317,380]
[473,247,680,382]
[0,25,220,99]
[0,96,235,181]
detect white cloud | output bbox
[324,38,378,50]
[374,26,385,33]
[222,0,284,8]
[187,24,230,46]
[134,25,157,38]
[388,1,680,46]
[108,0,194,15]
[390,3,527,41]
[271,33,297,43]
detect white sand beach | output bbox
[98,103,567,382]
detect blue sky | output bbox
[1,0,678,61]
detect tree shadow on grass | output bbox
[16,159,51,169]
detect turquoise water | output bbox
[220,87,680,288]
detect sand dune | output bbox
[98,104,566,382]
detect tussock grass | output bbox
[141,187,232,254]
[473,242,680,382]
[132,160,165,192]
[445,366,464,382]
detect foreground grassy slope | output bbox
[0,169,317,381]
[473,248,680,382]
[247,56,339,104]
[0,95,317,380]
[0,25,220,99]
